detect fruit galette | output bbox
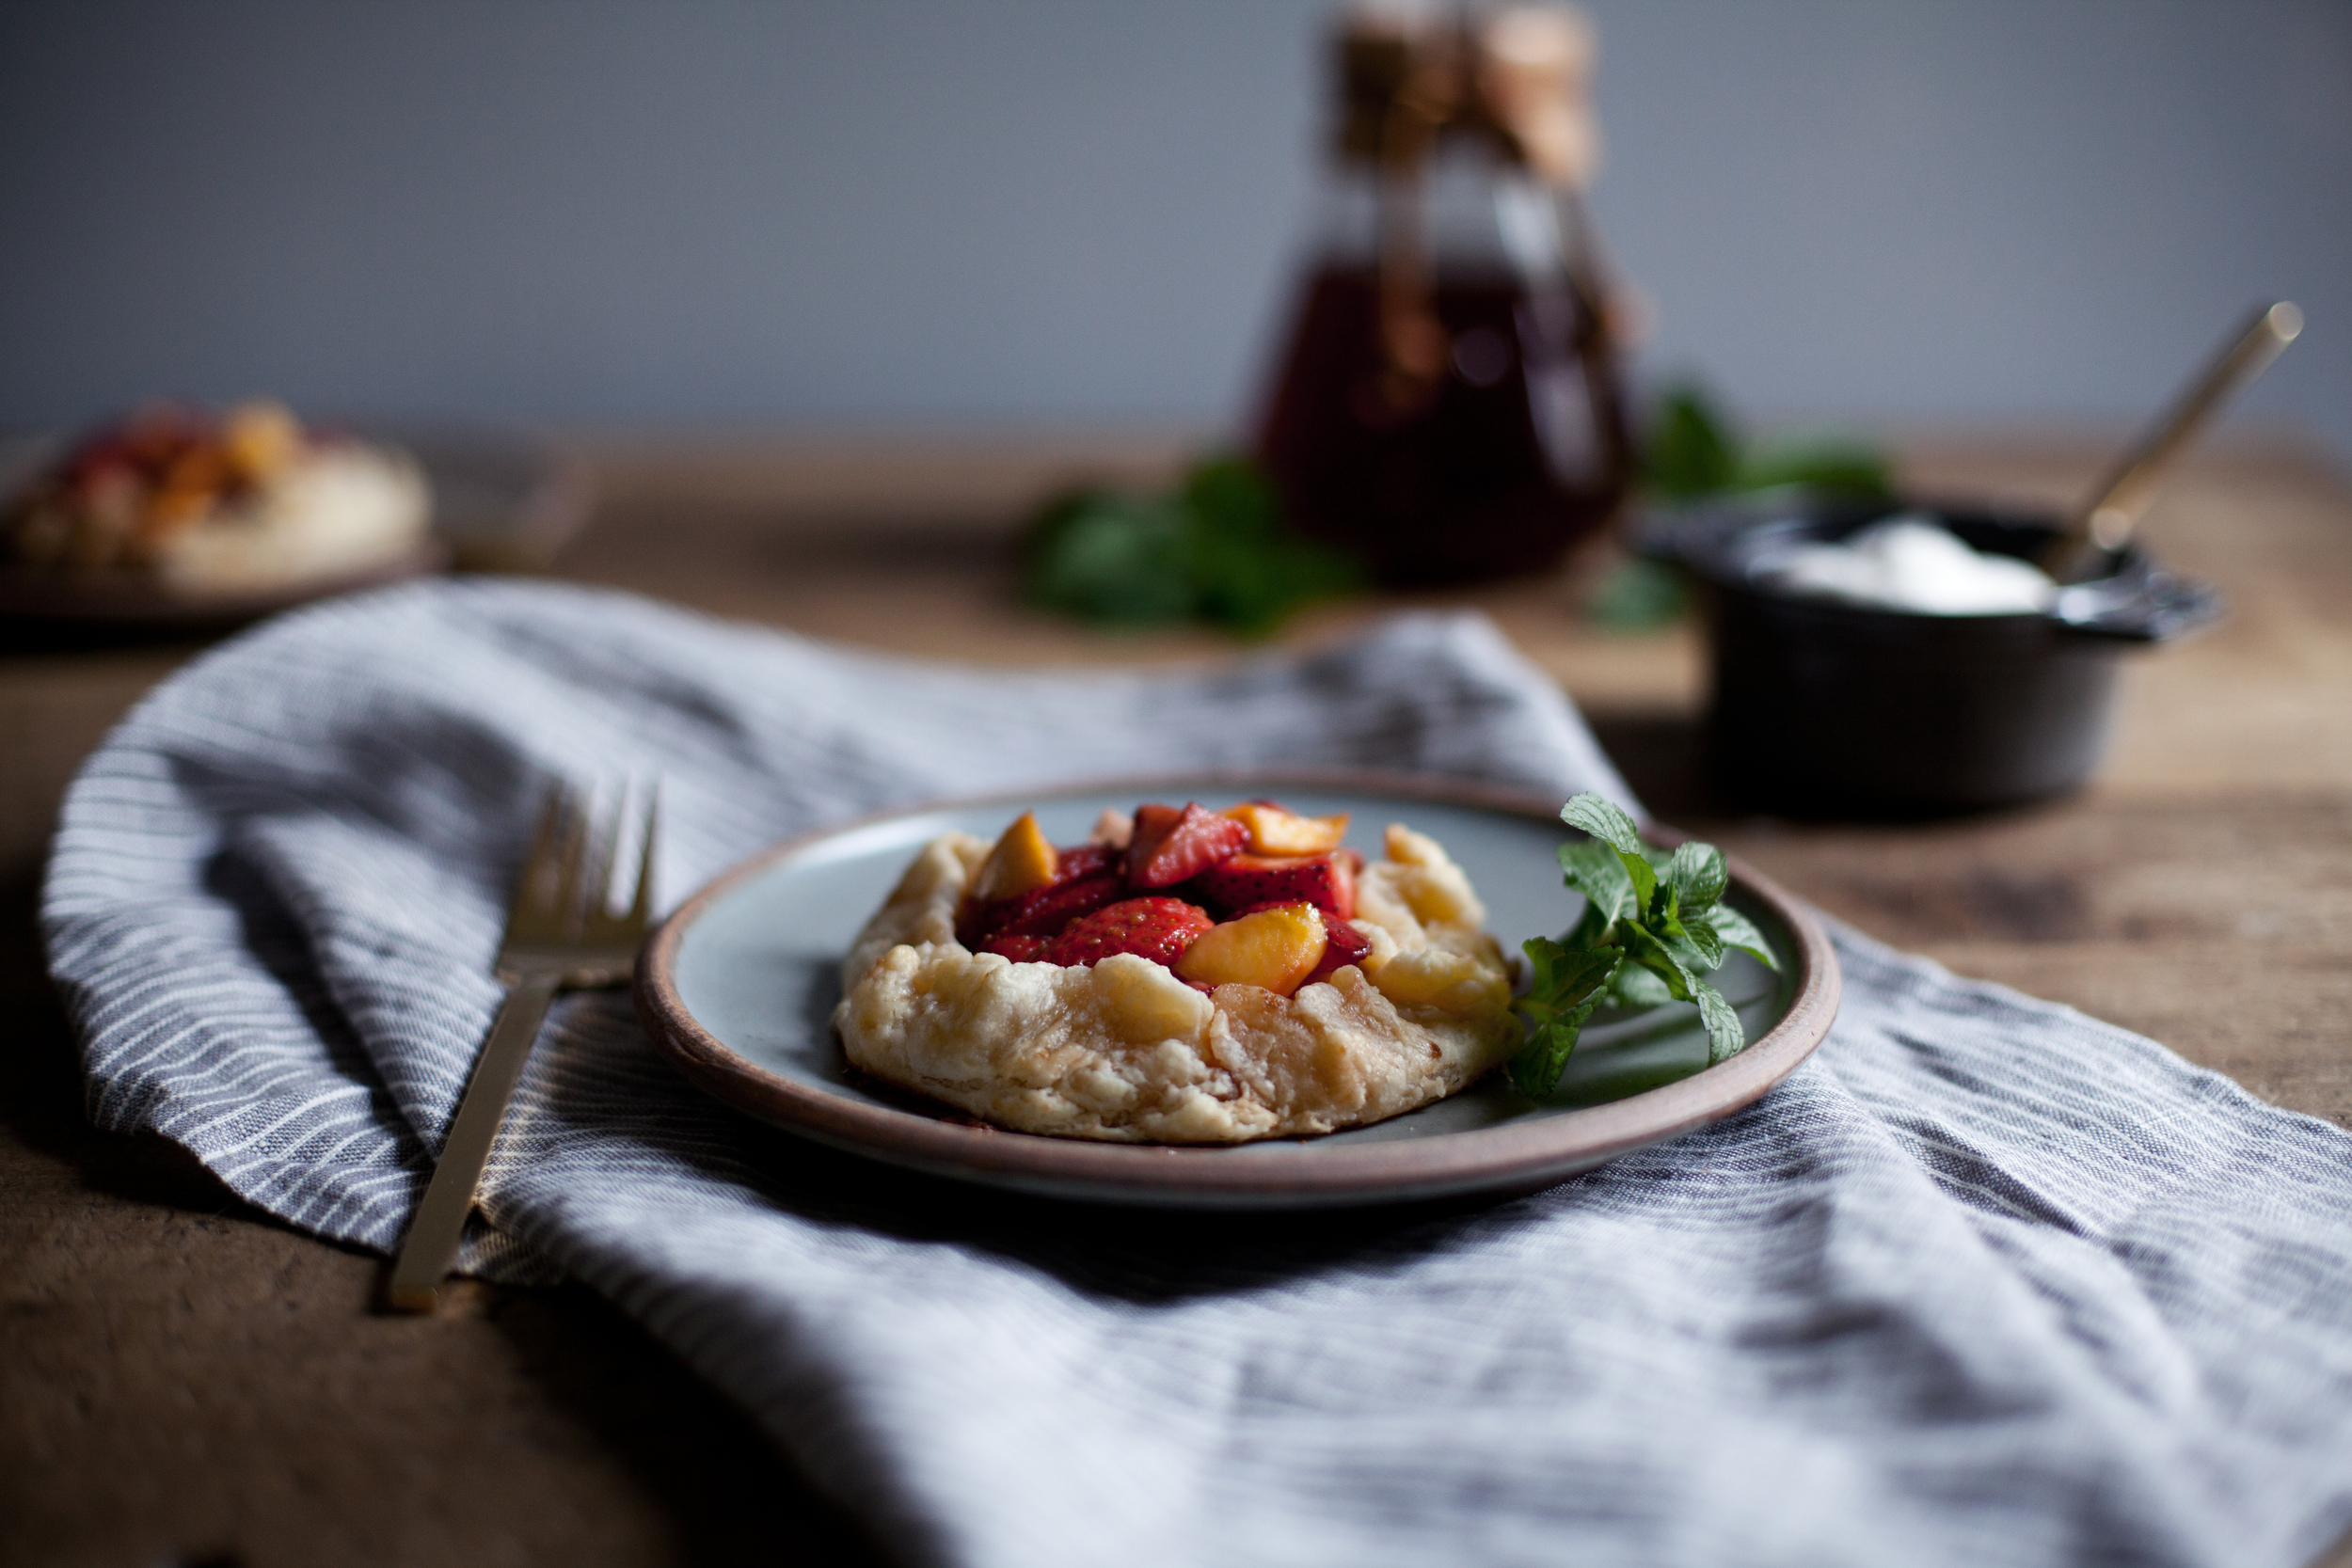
[833,799,1519,1143]
[2,401,429,594]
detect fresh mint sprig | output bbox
[1506,793,1780,1097]
[1021,456,1362,638]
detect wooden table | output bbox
[5,433,2347,1568]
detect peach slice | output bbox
[969,811,1059,902]
[1172,902,1327,996]
[221,400,302,483]
[1223,801,1349,856]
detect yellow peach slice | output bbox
[222,399,302,483]
[1173,902,1327,995]
[1223,802,1349,856]
[1369,944,1505,1011]
[969,811,1059,901]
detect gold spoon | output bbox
[2041,300,2303,583]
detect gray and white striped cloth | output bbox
[45,579,2352,1568]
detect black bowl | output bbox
[1636,497,2223,816]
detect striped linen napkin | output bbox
[43,579,2352,1568]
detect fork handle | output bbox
[384,972,562,1312]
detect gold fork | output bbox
[385,784,656,1312]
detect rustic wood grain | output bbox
[4,431,2345,1568]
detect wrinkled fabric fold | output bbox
[43,578,2352,1568]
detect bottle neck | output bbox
[1312,138,1583,287]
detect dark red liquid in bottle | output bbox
[1254,263,1632,584]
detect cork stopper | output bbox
[1473,5,1601,189]
[1331,5,1601,189]
[1333,6,1462,171]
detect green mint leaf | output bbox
[1557,838,1637,927]
[1559,793,1645,858]
[1616,922,1696,1003]
[1585,558,1687,633]
[1561,796,1655,910]
[1640,378,1889,505]
[1645,876,1678,930]
[1508,940,1620,1097]
[1180,457,1364,637]
[1605,961,1675,1008]
[1733,439,1892,499]
[1521,798,1759,1086]
[1700,903,1779,970]
[1668,918,1724,970]
[1621,926,1749,1064]
[1617,847,1659,913]
[1507,987,1611,1097]
[1022,457,1363,637]
[1021,492,1195,625]
[1664,842,1727,917]
[1516,939,1621,1027]
[1642,385,1740,501]
[1689,975,1749,1064]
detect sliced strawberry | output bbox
[1124,802,1249,890]
[1001,871,1128,937]
[1192,851,1356,921]
[1053,842,1119,882]
[1043,896,1216,969]
[1304,913,1375,983]
[957,871,1125,947]
[981,933,1052,962]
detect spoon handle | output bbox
[2041,301,2301,582]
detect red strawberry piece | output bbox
[1192,851,1356,921]
[998,872,1126,937]
[981,933,1052,962]
[1043,896,1216,969]
[1124,802,1248,890]
[1304,912,1375,983]
[1053,842,1119,882]
[958,871,1125,947]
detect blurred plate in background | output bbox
[0,425,594,630]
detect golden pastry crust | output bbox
[832,824,1519,1143]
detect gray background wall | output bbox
[3,1,2346,455]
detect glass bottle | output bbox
[1254,5,1633,585]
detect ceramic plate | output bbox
[636,773,1840,1208]
[0,538,451,629]
[0,424,584,627]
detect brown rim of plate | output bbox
[0,536,451,626]
[633,769,1842,1204]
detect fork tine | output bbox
[504,784,568,944]
[584,785,656,942]
[580,787,626,932]
[548,786,591,941]
[621,785,658,937]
